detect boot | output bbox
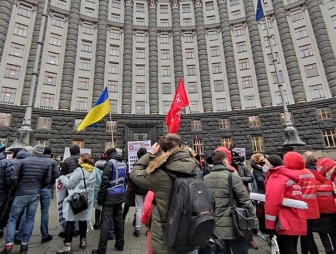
[93,210,101,230]
[56,243,71,254]
[79,238,86,249]
[19,244,28,254]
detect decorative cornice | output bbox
[125,0,133,7]
[170,0,179,9]
[218,0,226,4]
[148,0,157,9]
[193,0,203,8]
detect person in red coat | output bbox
[264,155,307,254]
[284,151,319,254]
[141,191,154,254]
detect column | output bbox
[121,0,134,113]
[0,0,14,61]
[93,0,109,103]
[59,0,81,110]
[272,0,306,102]
[305,0,336,96]
[148,0,159,114]
[217,0,241,110]
[193,0,213,112]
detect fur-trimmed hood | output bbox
[146,147,197,174]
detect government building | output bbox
[0,0,336,158]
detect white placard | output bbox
[55,177,67,225]
[127,140,151,172]
[250,193,308,210]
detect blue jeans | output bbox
[6,195,39,245]
[40,188,51,238]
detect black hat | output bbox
[43,146,52,155]
[267,155,283,167]
[137,148,147,159]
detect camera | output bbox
[229,144,245,167]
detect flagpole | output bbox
[109,112,115,148]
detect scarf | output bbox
[80,163,94,172]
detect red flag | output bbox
[166,79,189,133]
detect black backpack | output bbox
[162,170,215,251]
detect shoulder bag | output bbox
[68,168,88,215]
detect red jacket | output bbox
[265,166,307,236]
[141,191,154,254]
[311,170,336,214]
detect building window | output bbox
[78,77,89,90]
[160,34,169,44]
[271,70,284,84]
[85,7,95,17]
[111,0,121,8]
[323,129,336,147]
[317,107,332,120]
[162,101,170,114]
[280,112,294,125]
[73,140,85,148]
[248,116,260,127]
[185,48,195,59]
[74,119,83,131]
[135,101,145,114]
[267,52,280,64]
[188,82,198,93]
[52,16,65,28]
[0,87,16,104]
[304,63,319,78]
[162,83,171,94]
[109,62,119,74]
[37,117,52,129]
[233,25,244,37]
[252,136,264,152]
[76,97,88,111]
[40,93,55,108]
[135,82,145,94]
[275,90,289,105]
[245,95,256,109]
[232,10,241,19]
[309,84,325,100]
[47,52,60,65]
[161,49,170,60]
[207,15,216,24]
[299,44,314,58]
[35,139,50,146]
[49,33,62,46]
[108,80,118,93]
[160,4,168,14]
[239,58,250,70]
[219,119,230,129]
[136,32,145,43]
[236,41,246,53]
[55,0,66,9]
[82,23,94,35]
[190,101,200,113]
[110,45,119,56]
[162,65,171,76]
[136,48,145,59]
[192,120,202,131]
[212,62,222,73]
[44,72,57,86]
[182,4,191,13]
[81,40,92,52]
[110,99,118,113]
[9,43,24,58]
[230,0,239,5]
[241,76,253,88]
[136,3,145,12]
[295,26,308,39]
[79,58,91,70]
[184,33,193,43]
[291,9,304,22]
[136,17,145,26]
[208,30,218,40]
[264,35,276,47]
[261,19,273,30]
[221,137,232,148]
[212,80,224,93]
[136,65,145,76]
[210,46,220,57]
[193,138,203,154]
[18,4,32,18]
[216,98,227,112]
[205,1,215,10]
[0,113,11,127]
[111,13,120,23]
[4,64,20,80]
[183,18,192,26]
[13,23,28,37]
[160,19,169,27]
[187,65,196,76]
[106,120,117,132]
[111,29,120,40]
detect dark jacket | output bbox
[45,156,60,188]
[251,161,266,194]
[0,158,15,205]
[97,152,127,207]
[61,155,80,175]
[234,163,254,185]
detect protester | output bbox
[251,153,267,194]
[264,154,307,253]
[130,133,198,254]
[204,149,256,254]
[141,190,155,254]
[92,148,127,254]
[57,153,96,254]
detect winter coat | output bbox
[264,166,307,236]
[93,167,103,210]
[61,154,80,175]
[204,163,256,240]
[125,180,135,207]
[0,158,15,205]
[130,147,197,254]
[60,164,96,221]
[251,161,266,194]
[97,152,127,207]
[141,191,154,254]
[234,163,254,185]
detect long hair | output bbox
[159,133,183,152]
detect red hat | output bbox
[214,146,232,164]
[316,158,336,176]
[283,151,304,170]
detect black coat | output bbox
[251,161,266,194]
[61,154,80,175]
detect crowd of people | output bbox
[0,134,336,254]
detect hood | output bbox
[268,165,301,182]
[107,152,123,162]
[214,146,232,164]
[95,159,106,169]
[16,150,29,159]
[70,144,80,156]
[283,151,305,170]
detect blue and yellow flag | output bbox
[77,87,110,132]
[256,0,264,21]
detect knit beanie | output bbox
[266,155,283,167]
[283,151,304,170]
[316,158,336,176]
[34,145,45,155]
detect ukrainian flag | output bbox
[77,87,110,132]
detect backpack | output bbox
[162,170,216,251]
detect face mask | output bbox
[262,165,269,173]
[259,161,265,166]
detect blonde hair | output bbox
[251,153,264,163]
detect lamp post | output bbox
[7,0,49,150]
[261,11,305,147]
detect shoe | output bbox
[79,238,86,249]
[56,243,71,254]
[73,231,79,237]
[58,231,65,238]
[14,237,22,245]
[133,229,140,237]
[0,246,12,254]
[41,234,53,243]
[114,244,123,251]
[248,240,258,249]
[19,244,28,254]
[108,234,115,240]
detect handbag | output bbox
[68,168,88,215]
[228,172,256,238]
